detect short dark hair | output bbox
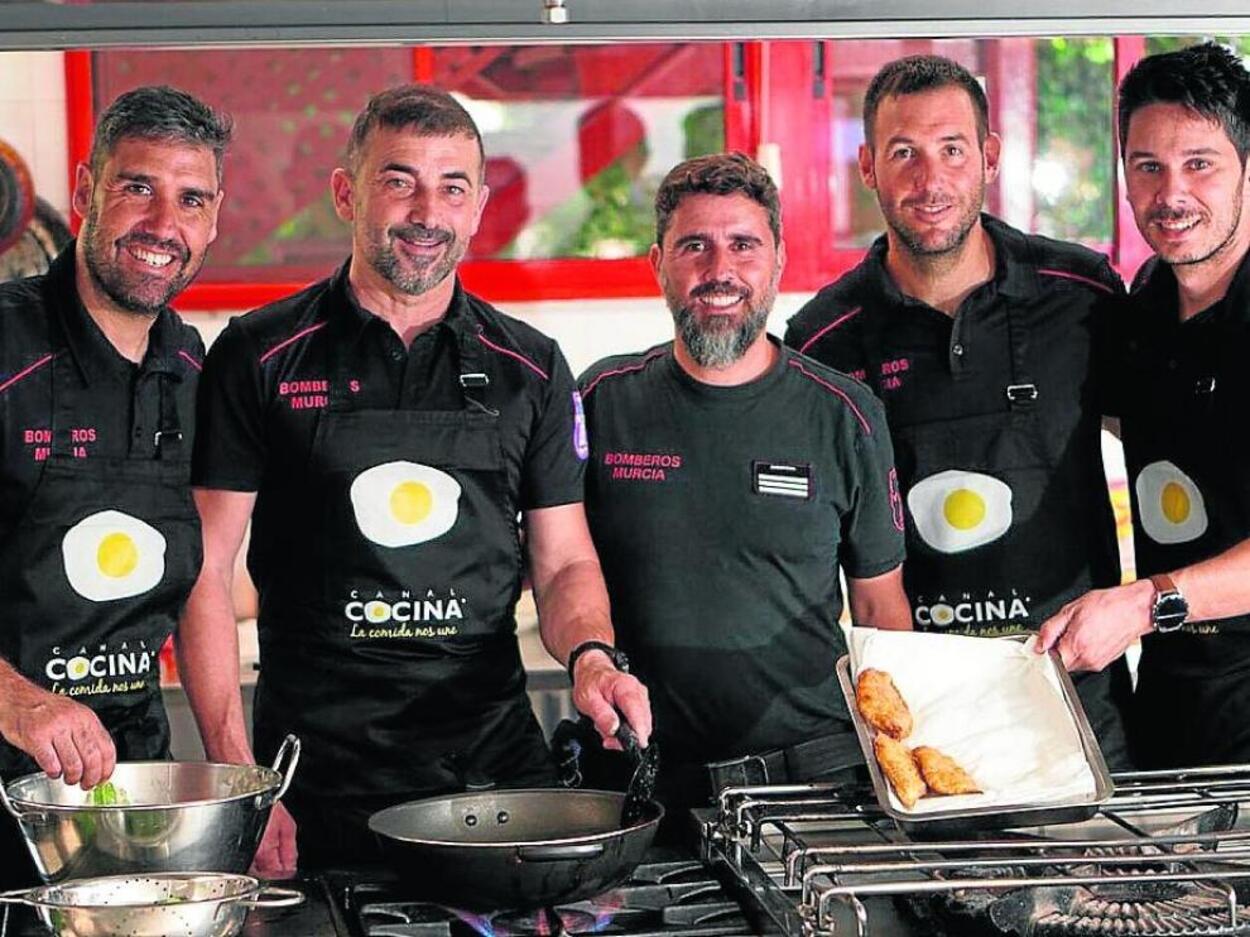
[1118,42,1250,165]
[654,152,781,247]
[345,84,484,176]
[862,54,990,149]
[90,85,232,185]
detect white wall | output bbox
[0,51,69,220]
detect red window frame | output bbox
[63,37,1150,309]
[63,45,759,310]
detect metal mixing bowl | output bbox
[0,871,302,937]
[0,736,300,882]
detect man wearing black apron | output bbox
[785,55,1134,768]
[0,86,229,887]
[181,85,652,874]
[1039,43,1250,769]
[579,154,911,822]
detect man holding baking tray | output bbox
[1039,43,1250,769]
[784,54,1134,768]
[576,152,911,818]
[0,86,229,888]
[179,85,652,873]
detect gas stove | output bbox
[0,849,757,937]
[700,765,1250,936]
[319,849,757,937]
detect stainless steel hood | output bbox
[3,0,1250,51]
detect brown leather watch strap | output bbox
[1149,572,1178,596]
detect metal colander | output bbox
[0,871,302,937]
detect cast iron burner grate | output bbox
[336,859,756,937]
[1029,880,1250,936]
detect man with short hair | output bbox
[0,85,228,886]
[181,85,651,872]
[579,152,911,815]
[784,55,1133,766]
[1039,43,1250,768]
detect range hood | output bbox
[3,0,1250,50]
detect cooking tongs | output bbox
[616,720,658,827]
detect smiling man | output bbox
[0,85,228,887]
[784,55,1134,767]
[578,153,910,820]
[180,85,651,872]
[1038,43,1250,768]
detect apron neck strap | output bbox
[457,327,498,417]
[49,355,183,458]
[1002,304,1038,411]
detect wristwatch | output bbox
[566,640,630,679]
[1149,573,1189,633]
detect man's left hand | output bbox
[1036,578,1156,671]
[571,654,652,751]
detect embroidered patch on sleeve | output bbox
[572,391,589,461]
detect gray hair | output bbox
[90,85,233,185]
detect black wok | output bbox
[368,788,663,911]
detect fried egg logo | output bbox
[61,510,166,602]
[1135,460,1208,545]
[907,470,1013,554]
[350,461,461,548]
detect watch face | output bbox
[1154,593,1189,633]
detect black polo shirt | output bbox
[784,215,1125,625]
[192,262,586,594]
[1106,251,1250,674]
[579,340,904,763]
[0,244,204,544]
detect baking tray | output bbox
[835,654,1113,837]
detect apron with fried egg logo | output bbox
[1119,307,1250,650]
[858,296,1132,766]
[255,327,551,802]
[0,354,201,776]
[859,303,1102,636]
[1116,293,1250,766]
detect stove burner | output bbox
[1032,881,1250,937]
[334,857,755,937]
[490,907,592,935]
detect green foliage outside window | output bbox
[1033,37,1115,244]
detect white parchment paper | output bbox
[848,628,1098,815]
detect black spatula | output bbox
[616,720,658,827]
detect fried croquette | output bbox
[855,668,914,739]
[873,734,927,808]
[913,746,981,795]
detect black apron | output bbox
[252,327,552,865]
[860,299,1132,768]
[1119,308,1250,768]
[0,353,199,887]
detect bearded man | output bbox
[180,84,651,873]
[784,55,1134,768]
[0,85,229,887]
[578,152,911,818]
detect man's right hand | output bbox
[251,801,298,877]
[0,687,116,788]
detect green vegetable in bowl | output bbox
[86,781,128,806]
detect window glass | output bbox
[827,38,1114,249]
[90,43,726,284]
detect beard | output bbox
[880,178,985,260]
[80,216,195,318]
[1148,182,1244,267]
[665,275,776,369]
[364,221,465,295]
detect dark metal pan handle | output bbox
[517,842,606,862]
